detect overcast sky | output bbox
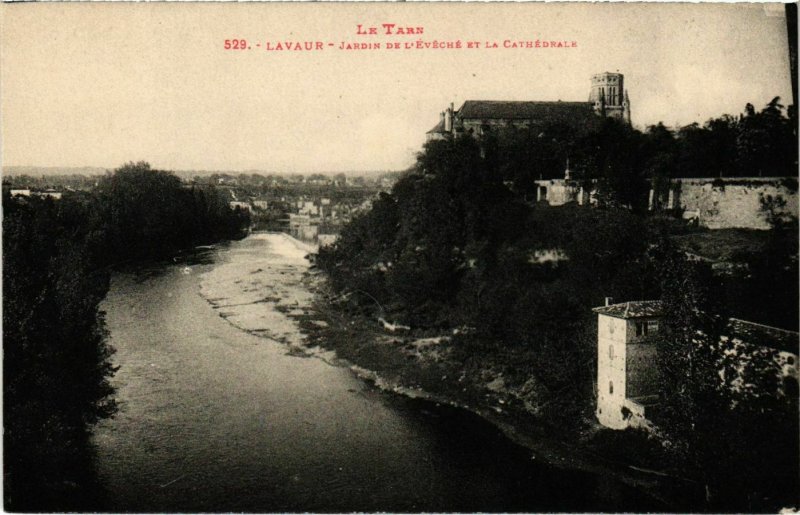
[1,3,793,174]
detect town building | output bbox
[33,189,63,200]
[427,72,631,141]
[533,160,596,206]
[593,300,799,431]
[229,201,251,212]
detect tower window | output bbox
[609,381,614,395]
[636,320,659,337]
[608,344,615,360]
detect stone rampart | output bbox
[670,177,798,230]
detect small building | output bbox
[288,213,311,226]
[229,201,251,212]
[318,234,338,247]
[298,200,319,216]
[9,188,31,197]
[534,160,595,206]
[593,300,663,430]
[594,300,800,431]
[33,189,63,200]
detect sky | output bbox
[1,3,793,174]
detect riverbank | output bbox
[291,268,701,511]
[197,232,695,510]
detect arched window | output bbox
[609,381,614,395]
[609,344,615,360]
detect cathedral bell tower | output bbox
[590,72,631,124]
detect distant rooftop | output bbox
[727,318,799,355]
[592,300,663,319]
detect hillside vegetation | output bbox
[317,108,798,510]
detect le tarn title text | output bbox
[222,23,577,52]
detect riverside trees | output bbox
[3,162,250,509]
[3,196,116,510]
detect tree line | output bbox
[493,97,797,209]
[3,161,250,510]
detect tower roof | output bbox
[592,300,663,319]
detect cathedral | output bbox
[426,72,631,141]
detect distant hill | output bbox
[3,166,110,177]
[3,165,401,179]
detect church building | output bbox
[426,72,631,141]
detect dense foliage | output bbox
[319,134,669,426]
[489,98,797,204]
[94,162,250,262]
[655,251,799,511]
[3,197,116,510]
[3,162,250,509]
[318,100,798,509]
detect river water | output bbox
[93,232,661,512]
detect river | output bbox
[93,232,661,512]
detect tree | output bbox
[94,162,249,263]
[575,118,649,210]
[736,97,797,177]
[3,196,117,510]
[655,247,799,511]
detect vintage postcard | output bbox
[2,2,798,513]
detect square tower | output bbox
[593,300,662,429]
[589,72,631,125]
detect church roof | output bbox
[457,100,595,123]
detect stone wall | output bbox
[669,177,798,230]
[625,341,660,398]
[596,314,629,429]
